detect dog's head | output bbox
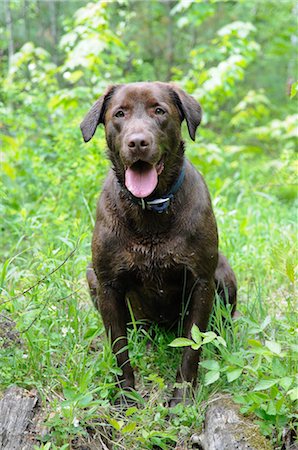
[80,82,202,198]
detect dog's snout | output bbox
[122,130,158,167]
[127,133,150,150]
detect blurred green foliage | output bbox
[0,1,297,448]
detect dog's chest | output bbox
[124,234,182,272]
[121,236,190,322]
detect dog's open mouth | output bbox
[125,159,164,198]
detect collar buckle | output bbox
[145,196,172,213]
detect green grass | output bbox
[0,121,297,449]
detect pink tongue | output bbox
[125,165,158,198]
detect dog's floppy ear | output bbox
[80,85,118,142]
[170,85,202,141]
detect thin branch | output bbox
[20,287,82,334]
[0,246,78,306]
[0,312,14,322]
[5,0,14,72]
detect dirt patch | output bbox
[0,315,22,349]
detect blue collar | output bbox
[128,160,186,213]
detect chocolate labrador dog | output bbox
[80,82,237,405]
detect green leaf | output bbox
[260,315,271,331]
[202,331,217,344]
[121,389,145,405]
[108,417,124,431]
[191,343,202,350]
[254,379,278,391]
[248,339,263,348]
[290,81,298,98]
[272,357,287,377]
[63,69,83,83]
[125,406,138,417]
[286,258,295,283]
[279,376,293,391]
[37,444,51,450]
[84,327,100,339]
[226,368,243,382]
[77,393,93,407]
[191,324,202,344]
[251,354,262,371]
[1,258,10,288]
[199,360,220,371]
[290,344,298,353]
[168,338,194,347]
[122,422,137,433]
[216,336,227,347]
[204,370,220,386]
[266,400,276,416]
[265,340,281,355]
[63,387,77,401]
[288,388,298,401]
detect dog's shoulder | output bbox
[184,160,212,206]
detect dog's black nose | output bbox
[127,133,150,150]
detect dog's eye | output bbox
[115,110,125,118]
[155,107,165,115]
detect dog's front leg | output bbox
[98,284,135,391]
[170,279,214,406]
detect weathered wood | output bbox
[0,386,39,450]
[192,395,272,450]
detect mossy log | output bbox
[192,395,272,450]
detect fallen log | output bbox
[0,386,39,450]
[191,395,272,450]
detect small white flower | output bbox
[22,354,28,359]
[61,326,75,337]
[73,417,80,427]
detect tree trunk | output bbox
[49,0,58,64]
[165,0,174,81]
[23,0,29,42]
[5,0,14,72]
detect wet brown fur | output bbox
[81,82,237,405]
